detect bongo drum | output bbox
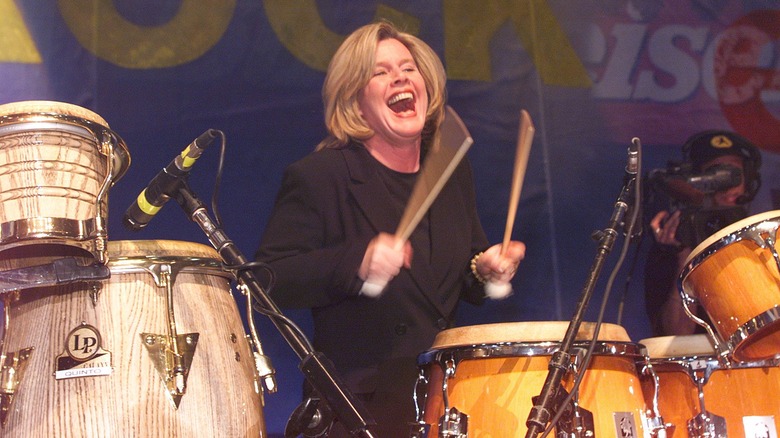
[680,210,780,362]
[415,322,649,437]
[640,335,780,438]
[0,240,265,436]
[0,100,130,263]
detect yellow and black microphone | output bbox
[123,129,218,231]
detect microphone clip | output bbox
[285,396,335,438]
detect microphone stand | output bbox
[172,182,377,438]
[524,181,633,438]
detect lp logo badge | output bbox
[55,323,112,380]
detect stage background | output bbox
[2,1,780,435]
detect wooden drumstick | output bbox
[485,109,534,299]
[501,109,534,254]
[361,106,474,297]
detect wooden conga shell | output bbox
[0,100,130,259]
[681,210,780,361]
[0,240,265,437]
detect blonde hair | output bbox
[316,21,446,151]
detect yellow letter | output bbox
[58,0,236,69]
[264,0,419,71]
[0,0,42,63]
[444,0,590,86]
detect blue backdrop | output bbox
[2,1,780,435]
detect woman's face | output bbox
[358,38,429,148]
[705,154,746,206]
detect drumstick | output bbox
[485,109,534,299]
[395,106,473,244]
[360,106,473,297]
[501,109,535,255]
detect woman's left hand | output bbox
[476,241,526,284]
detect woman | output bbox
[256,21,525,436]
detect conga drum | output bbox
[416,322,650,437]
[640,335,780,437]
[679,210,780,362]
[0,100,130,263]
[0,240,265,436]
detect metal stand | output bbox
[524,177,634,438]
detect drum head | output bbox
[685,210,780,267]
[639,334,715,358]
[0,100,109,125]
[0,100,130,181]
[106,240,220,260]
[432,321,631,349]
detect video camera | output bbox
[648,162,746,248]
[649,161,743,209]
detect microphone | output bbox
[625,138,639,180]
[621,138,642,237]
[123,129,219,231]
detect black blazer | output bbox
[256,142,488,393]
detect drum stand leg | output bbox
[140,263,199,408]
[0,293,34,427]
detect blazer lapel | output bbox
[342,145,400,234]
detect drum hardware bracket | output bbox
[88,283,101,307]
[638,363,673,438]
[0,348,34,427]
[141,332,199,408]
[409,422,431,438]
[744,220,780,270]
[91,123,119,266]
[688,410,727,438]
[532,386,595,438]
[0,291,32,427]
[562,349,597,438]
[642,412,673,438]
[438,407,468,438]
[411,367,430,438]
[237,281,277,397]
[252,349,276,396]
[678,292,731,364]
[686,366,728,438]
[0,257,110,294]
[2,292,33,429]
[433,356,469,438]
[140,262,199,408]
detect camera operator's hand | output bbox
[650,210,683,247]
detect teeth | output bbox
[388,92,413,105]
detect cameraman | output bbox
[644,130,762,336]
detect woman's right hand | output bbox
[358,233,412,296]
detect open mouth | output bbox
[387,92,415,113]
